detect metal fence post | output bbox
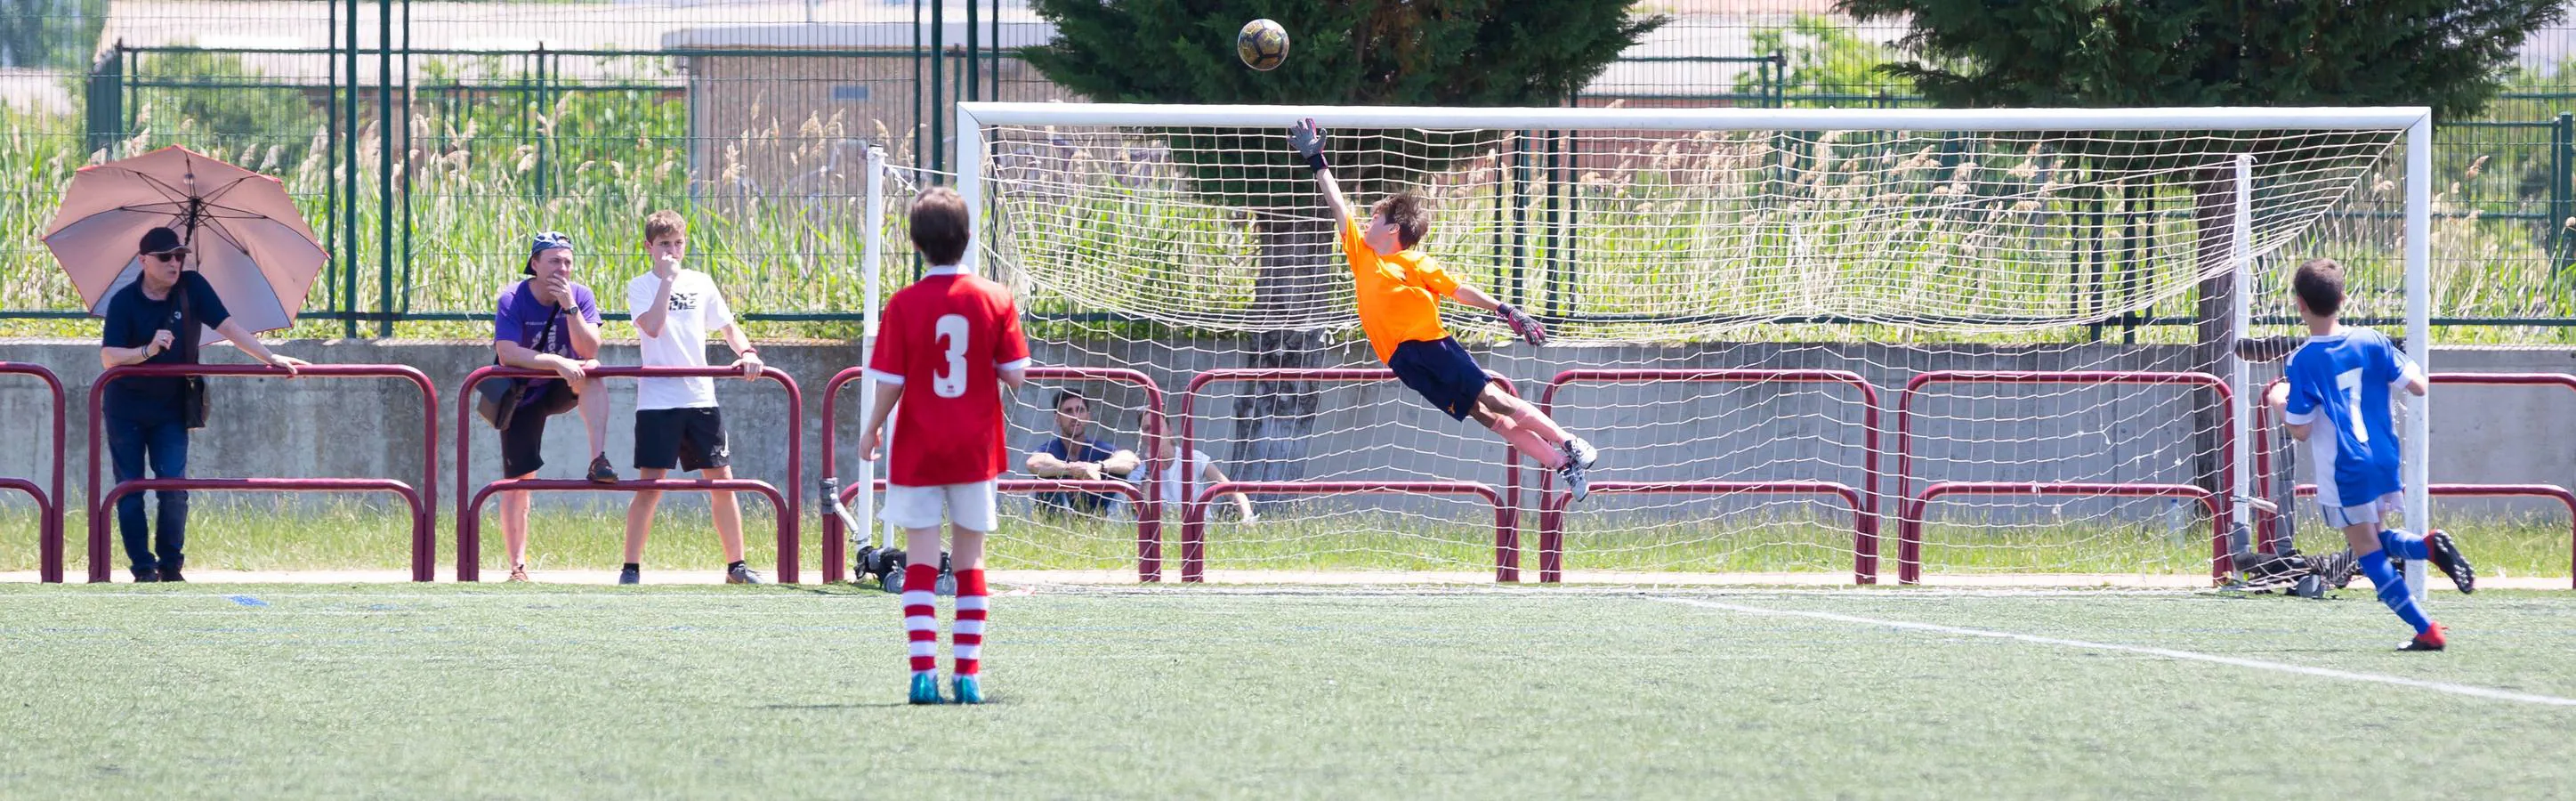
[84,47,124,156]
[376,0,396,336]
[343,0,361,337]
[2553,112,2573,285]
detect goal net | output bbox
[916,103,2427,584]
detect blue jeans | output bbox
[106,412,190,573]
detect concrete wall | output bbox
[0,338,2569,522]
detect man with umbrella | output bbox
[97,226,310,582]
[48,146,328,584]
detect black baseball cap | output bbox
[139,227,189,255]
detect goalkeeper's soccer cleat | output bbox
[1558,459,1590,503]
[2424,530,2475,594]
[2401,622,2448,651]
[951,675,985,705]
[1562,437,1599,472]
[908,673,946,705]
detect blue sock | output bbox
[2378,528,2428,561]
[2358,549,2431,634]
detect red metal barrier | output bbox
[820,366,1164,583]
[1539,368,1882,583]
[456,366,799,582]
[1534,481,1869,583]
[86,363,439,582]
[2254,373,2576,549]
[1894,371,2235,583]
[0,363,65,582]
[2289,482,2576,589]
[1899,481,2228,584]
[1179,368,1525,581]
[1179,481,1510,582]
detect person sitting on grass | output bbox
[618,209,768,586]
[1023,389,1139,517]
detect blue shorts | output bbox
[1387,337,1489,421]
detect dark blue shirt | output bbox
[1034,436,1128,514]
[100,272,230,419]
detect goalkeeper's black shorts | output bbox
[1389,336,1488,421]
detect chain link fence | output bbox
[2,0,2573,339]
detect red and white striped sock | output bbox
[900,562,940,678]
[952,569,989,677]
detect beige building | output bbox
[664,22,1067,198]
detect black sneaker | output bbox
[588,454,618,484]
[157,567,185,583]
[132,570,159,584]
[2424,530,2475,595]
[618,565,641,586]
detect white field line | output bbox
[1647,595,2576,708]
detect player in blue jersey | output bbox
[2265,257,2475,651]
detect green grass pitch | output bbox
[3,583,2572,798]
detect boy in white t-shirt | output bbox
[619,210,767,585]
[1144,415,1255,522]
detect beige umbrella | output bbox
[43,145,327,342]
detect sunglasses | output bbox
[146,252,184,262]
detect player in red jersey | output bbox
[859,186,1031,705]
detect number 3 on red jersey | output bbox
[933,313,970,398]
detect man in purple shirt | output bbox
[492,231,612,581]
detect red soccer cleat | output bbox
[2401,622,2447,651]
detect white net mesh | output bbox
[942,110,2413,582]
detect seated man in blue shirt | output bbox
[1023,389,1139,517]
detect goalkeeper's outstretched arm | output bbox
[1289,118,1353,223]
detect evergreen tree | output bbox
[1841,0,2564,490]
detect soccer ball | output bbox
[1237,19,1288,71]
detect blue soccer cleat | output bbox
[950,675,984,705]
[908,673,945,705]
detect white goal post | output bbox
[940,101,2432,587]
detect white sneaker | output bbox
[1558,460,1590,502]
[1562,438,1599,471]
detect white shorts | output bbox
[2319,491,2402,530]
[882,481,999,532]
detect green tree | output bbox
[1841,0,2564,489]
[1733,14,1900,106]
[1022,0,1661,481]
[0,0,104,70]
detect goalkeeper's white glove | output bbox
[1496,303,1547,346]
[1288,117,1328,172]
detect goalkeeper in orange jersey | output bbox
[1288,118,1601,499]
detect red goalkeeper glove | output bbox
[1496,303,1547,346]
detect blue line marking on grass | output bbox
[227,595,269,608]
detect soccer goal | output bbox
[912,102,2430,584]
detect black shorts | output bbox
[498,381,582,478]
[634,407,731,472]
[1387,337,1489,421]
